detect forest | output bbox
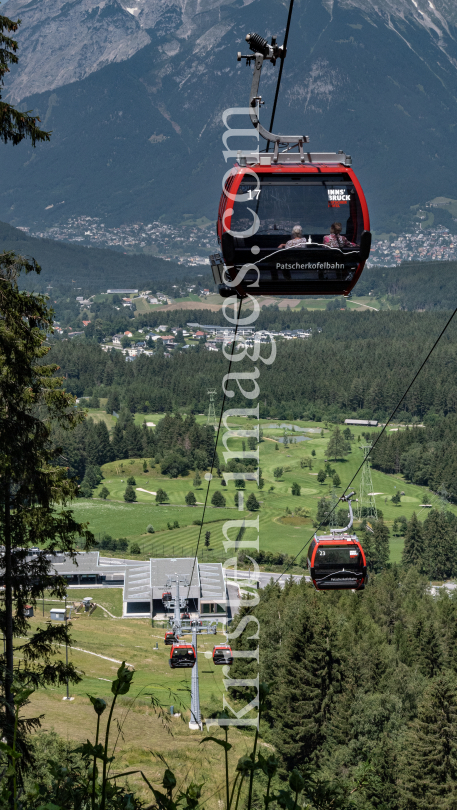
[229,567,457,810]
[356,259,457,310]
[54,411,217,489]
[370,417,457,501]
[50,310,457,424]
[0,219,188,294]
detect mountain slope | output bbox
[1,0,457,233]
[0,220,182,292]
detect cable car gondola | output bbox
[211,32,371,299]
[307,493,368,591]
[169,643,196,669]
[212,645,234,666]
[164,631,177,645]
[162,591,172,604]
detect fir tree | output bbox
[326,426,349,461]
[246,492,260,511]
[373,518,390,571]
[317,469,326,484]
[124,484,136,502]
[0,254,92,760]
[193,471,201,488]
[399,672,457,809]
[270,603,340,770]
[111,421,127,459]
[402,512,425,569]
[105,389,120,414]
[211,491,226,508]
[423,509,457,580]
[0,14,51,147]
[291,482,301,496]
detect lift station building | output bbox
[42,551,228,620]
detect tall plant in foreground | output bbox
[0,253,93,757]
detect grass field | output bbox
[70,415,449,566]
[20,609,256,806]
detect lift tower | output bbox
[207,390,217,427]
[357,445,378,521]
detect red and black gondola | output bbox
[211,31,371,299]
[164,631,177,645]
[169,643,196,669]
[307,534,368,592]
[214,162,370,299]
[212,645,234,666]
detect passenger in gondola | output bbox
[278,225,309,249]
[324,222,357,249]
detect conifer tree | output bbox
[94,420,113,465]
[270,602,340,770]
[423,509,457,580]
[0,14,51,147]
[399,672,457,808]
[373,518,390,571]
[0,254,92,757]
[402,512,425,569]
[124,484,137,502]
[246,492,260,511]
[185,491,196,506]
[111,421,127,459]
[211,491,226,508]
[326,426,349,461]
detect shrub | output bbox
[185,491,197,506]
[273,467,283,479]
[79,481,93,498]
[117,538,129,551]
[317,469,326,484]
[146,524,155,533]
[130,542,141,554]
[193,519,202,525]
[291,482,301,496]
[161,452,190,478]
[99,486,110,499]
[155,488,169,503]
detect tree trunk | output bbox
[3,482,14,745]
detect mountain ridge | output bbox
[1,0,457,233]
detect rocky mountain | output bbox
[1,0,457,234]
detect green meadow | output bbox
[69,416,446,567]
[20,606,257,807]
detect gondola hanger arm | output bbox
[238,33,309,153]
